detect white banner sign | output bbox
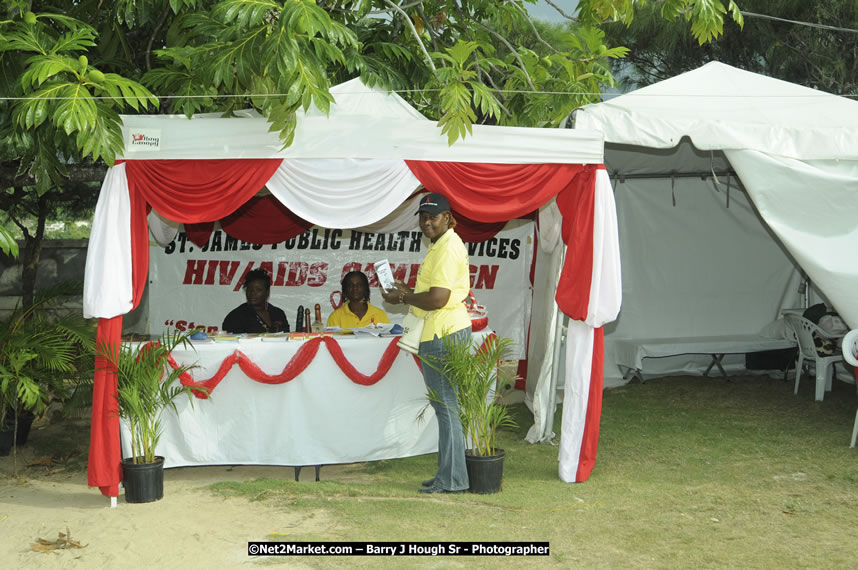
[148,220,534,358]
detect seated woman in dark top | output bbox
[222,269,290,333]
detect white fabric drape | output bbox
[525,248,564,444]
[148,210,180,247]
[727,150,858,329]
[585,169,623,327]
[558,320,595,482]
[356,194,426,234]
[525,170,622,444]
[259,158,421,229]
[523,199,565,442]
[84,163,134,319]
[537,198,563,252]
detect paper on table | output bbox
[260,333,289,342]
[212,335,240,343]
[374,259,395,291]
[352,323,394,337]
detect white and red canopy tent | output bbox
[83,79,621,498]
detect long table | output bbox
[121,331,491,468]
[613,334,797,382]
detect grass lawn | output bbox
[205,373,858,568]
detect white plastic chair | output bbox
[841,329,858,448]
[784,314,846,402]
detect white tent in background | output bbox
[572,61,858,386]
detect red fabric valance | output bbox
[125,159,282,224]
[405,161,599,319]
[555,167,598,320]
[185,195,315,247]
[126,159,281,309]
[184,195,512,247]
[450,210,514,243]
[405,161,590,222]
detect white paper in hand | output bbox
[374,259,395,291]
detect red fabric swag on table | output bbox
[168,337,403,396]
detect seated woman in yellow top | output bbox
[327,271,390,329]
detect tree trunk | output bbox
[20,194,48,309]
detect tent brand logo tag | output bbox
[128,129,161,151]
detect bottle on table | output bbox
[311,304,324,333]
[304,308,311,333]
[296,305,304,333]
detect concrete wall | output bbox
[0,239,88,319]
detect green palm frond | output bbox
[98,328,208,463]
[421,333,519,457]
[0,281,95,430]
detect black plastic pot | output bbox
[122,456,165,503]
[0,429,13,456]
[465,448,505,494]
[15,410,35,445]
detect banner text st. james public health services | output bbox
[164,229,521,292]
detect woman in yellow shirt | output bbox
[327,271,390,329]
[381,193,471,494]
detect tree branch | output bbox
[474,20,536,91]
[415,3,439,54]
[384,0,436,72]
[0,165,108,189]
[367,1,425,16]
[511,2,561,55]
[542,0,577,21]
[6,188,30,240]
[146,3,173,72]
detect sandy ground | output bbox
[1,437,367,569]
[2,387,526,568]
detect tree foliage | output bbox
[0,0,744,260]
[602,0,858,95]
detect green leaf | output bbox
[0,225,19,259]
[21,55,76,87]
[213,0,278,28]
[52,85,96,135]
[446,40,481,67]
[469,81,500,119]
[50,27,97,55]
[77,104,124,164]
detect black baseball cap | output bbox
[415,193,451,215]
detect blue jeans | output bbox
[419,327,471,491]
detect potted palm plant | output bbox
[0,283,94,473]
[423,333,518,494]
[98,329,207,503]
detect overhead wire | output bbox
[740,11,858,35]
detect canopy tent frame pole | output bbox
[544,310,568,439]
[543,246,568,439]
[610,170,740,182]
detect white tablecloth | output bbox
[121,331,491,468]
